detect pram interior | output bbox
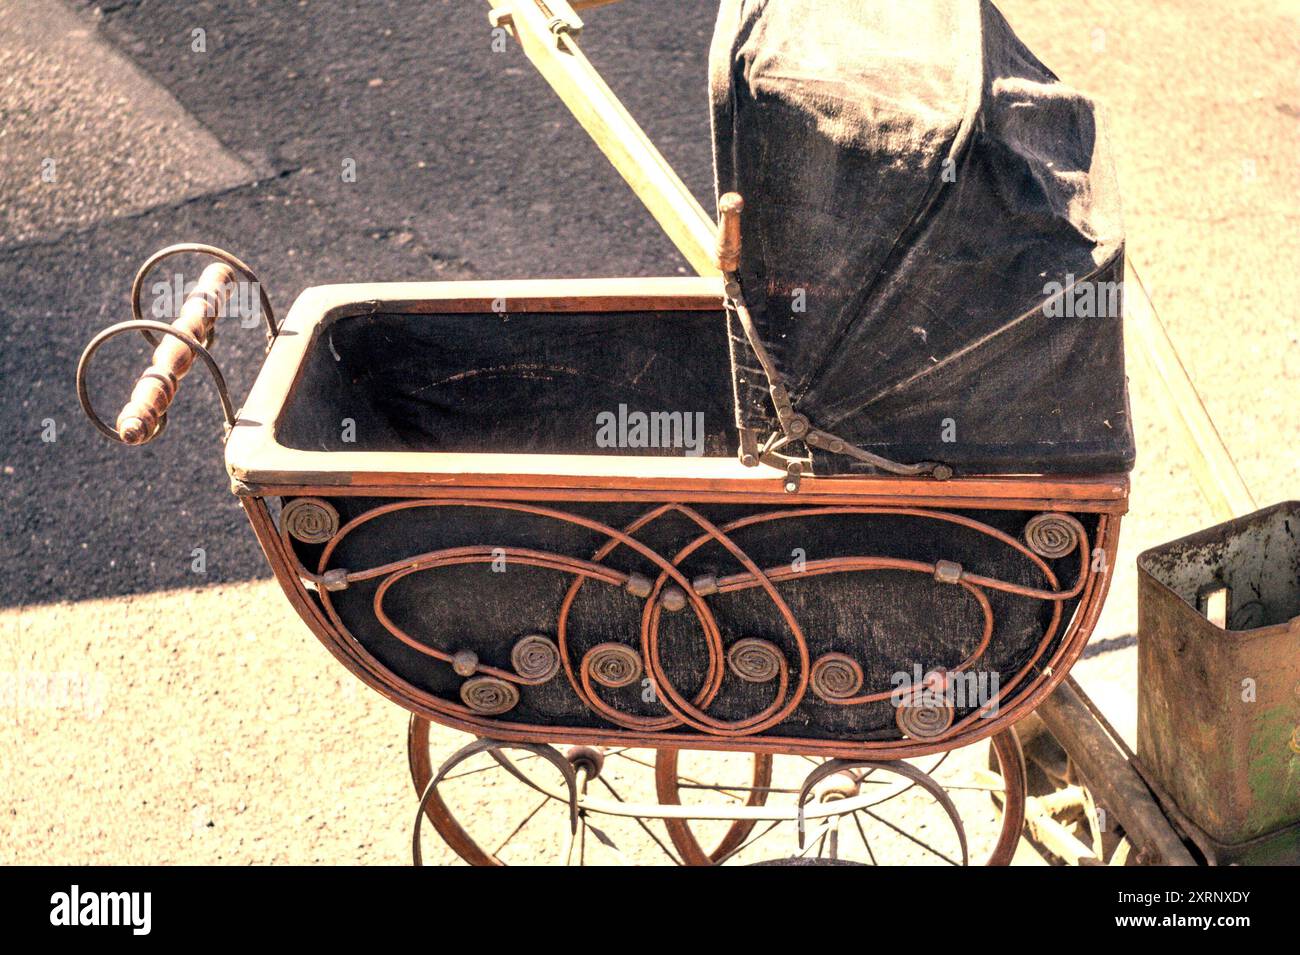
[276,307,736,458]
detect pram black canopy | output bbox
[710,0,1134,476]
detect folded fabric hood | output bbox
[710,0,1134,476]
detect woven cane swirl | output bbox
[810,653,864,702]
[459,676,519,715]
[511,634,561,683]
[1023,513,1079,559]
[281,497,339,544]
[585,643,642,688]
[895,690,955,740]
[726,638,782,683]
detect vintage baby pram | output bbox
[76,0,1132,865]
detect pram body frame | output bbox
[228,275,1128,763]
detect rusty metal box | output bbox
[1137,501,1300,862]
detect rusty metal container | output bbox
[1137,501,1300,863]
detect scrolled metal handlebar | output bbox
[76,319,235,445]
[77,244,273,446]
[129,242,277,347]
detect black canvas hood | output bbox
[710,0,1134,475]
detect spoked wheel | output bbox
[409,716,503,866]
[410,716,754,865]
[653,730,1027,866]
[409,717,1025,865]
[655,750,773,865]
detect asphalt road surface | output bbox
[1,0,1296,864]
[3,0,720,607]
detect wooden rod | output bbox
[489,0,720,276]
[1035,677,1197,865]
[1125,261,1257,522]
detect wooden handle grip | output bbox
[116,262,236,445]
[716,192,744,272]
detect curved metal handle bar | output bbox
[130,243,277,347]
[76,319,236,444]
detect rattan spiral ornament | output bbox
[726,638,782,683]
[810,653,864,702]
[459,676,519,715]
[281,497,339,544]
[894,689,955,740]
[585,643,643,688]
[1023,512,1080,559]
[511,634,561,683]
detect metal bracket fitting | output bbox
[490,0,585,44]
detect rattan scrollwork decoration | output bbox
[727,639,782,683]
[895,687,956,741]
[810,653,864,702]
[282,497,340,544]
[512,634,561,683]
[1023,512,1081,559]
[296,499,1094,747]
[460,676,520,715]
[585,643,643,688]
